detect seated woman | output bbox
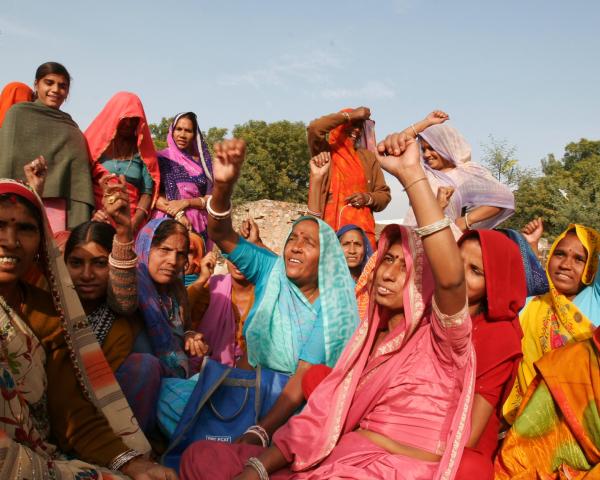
[307,107,391,249]
[379,111,514,234]
[85,91,160,233]
[0,62,94,231]
[0,81,33,127]
[336,223,373,282]
[196,139,359,446]
[504,223,600,423]
[495,327,600,478]
[64,174,163,435]
[454,230,526,479]
[0,179,175,478]
[181,137,473,480]
[152,112,213,245]
[134,218,209,378]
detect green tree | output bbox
[203,127,228,155]
[231,120,310,203]
[507,138,600,237]
[149,116,174,150]
[481,135,531,189]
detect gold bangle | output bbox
[402,177,428,192]
[410,124,418,137]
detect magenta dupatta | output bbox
[197,274,238,367]
[273,225,475,479]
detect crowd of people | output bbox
[0,61,598,479]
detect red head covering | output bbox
[323,109,376,249]
[84,91,160,210]
[0,82,33,128]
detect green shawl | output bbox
[0,101,94,228]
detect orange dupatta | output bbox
[84,92,160,212]
[323,110,376,249]
[0,82,33,128]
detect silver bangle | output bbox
[245,457,269,480]
[108,449,143,471]
[244,425,270,447]
[108,253,138,269]
[464,212,472,230]
[306,208,322,218]
[206,196,232,220]
[410,124,418,137]
[414,216,452,238]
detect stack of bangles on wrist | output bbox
[414,216,453,238]
[108,449,143,471]
[306,208,322,218]
[135,206,149,218]
[244,424,270,447]
[206,196,232,220]
[245,457,269,480]
[175,210,186,221]
[464,212,472,229]
[109,238,137,269]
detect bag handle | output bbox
[208,387,250,421]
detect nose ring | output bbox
[16,239,22,248]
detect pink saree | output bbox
[181,225,474,480]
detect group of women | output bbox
[0,60,599,480]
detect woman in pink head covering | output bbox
[379,111,515,236]
[180,138,474,480]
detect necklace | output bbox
[158,295,175,324]
[305,288,319,304]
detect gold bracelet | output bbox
[402,177,428,192]
[135,206,149,218]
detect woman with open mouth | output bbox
[181,137,473,479]
[503,222,600,423]
[0,178,176,478]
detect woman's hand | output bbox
[522,217,544,250]
[120,457,178,479]
[100,174,132,231]
[349,106,371,122]
[436,186,455,210]
[376,138,422,179]
[197,251,217,280]
[166,199,189,217]
[92,209,112,224]
[212,139,247,185]
[309,152,331,179]
[23,156,48,196]
[184,331,210,357]
[376,131,412,156]
[424,110,449,126]
[240,217,262,245]
[235,431,265,446]
[345,192,371,208]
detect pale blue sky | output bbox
[1,0,599,219]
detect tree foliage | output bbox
[148,117,310,204]
[481,135,532,189]
[506,139,600,237]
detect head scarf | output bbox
[273,224,475,480]
[0,179,150,455]
[498,228,549,296]
[504,224,600,423]
[0,81,32,127]
[406,123,515,230]
[184,231,206,287]
[336,223,374,275]
[245,217,359,373]
[84,91,160,211]
[323,109,376,249]
[154,112,214,239]
[135,218,189,378]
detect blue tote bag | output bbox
[161,357,289,471]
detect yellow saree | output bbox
[503,224,600,423]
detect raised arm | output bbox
[376,110,449,157]
[377,137,465,315]
[207,139,247,254]
[307,107,371,155]
[306,151,331,217]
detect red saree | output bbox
[0,81,32,127]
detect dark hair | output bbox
[64,221,116,259]
[35,62,71,87]
[0,194,43,232]
[151,220,190,252]
[174,112,198,134]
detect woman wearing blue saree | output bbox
[206,139,360,447]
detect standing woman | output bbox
[152,112,213,245]
[0,62,95,232]
[85,92,160,233]
[307,107,391,249]
[0,81,33,127]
